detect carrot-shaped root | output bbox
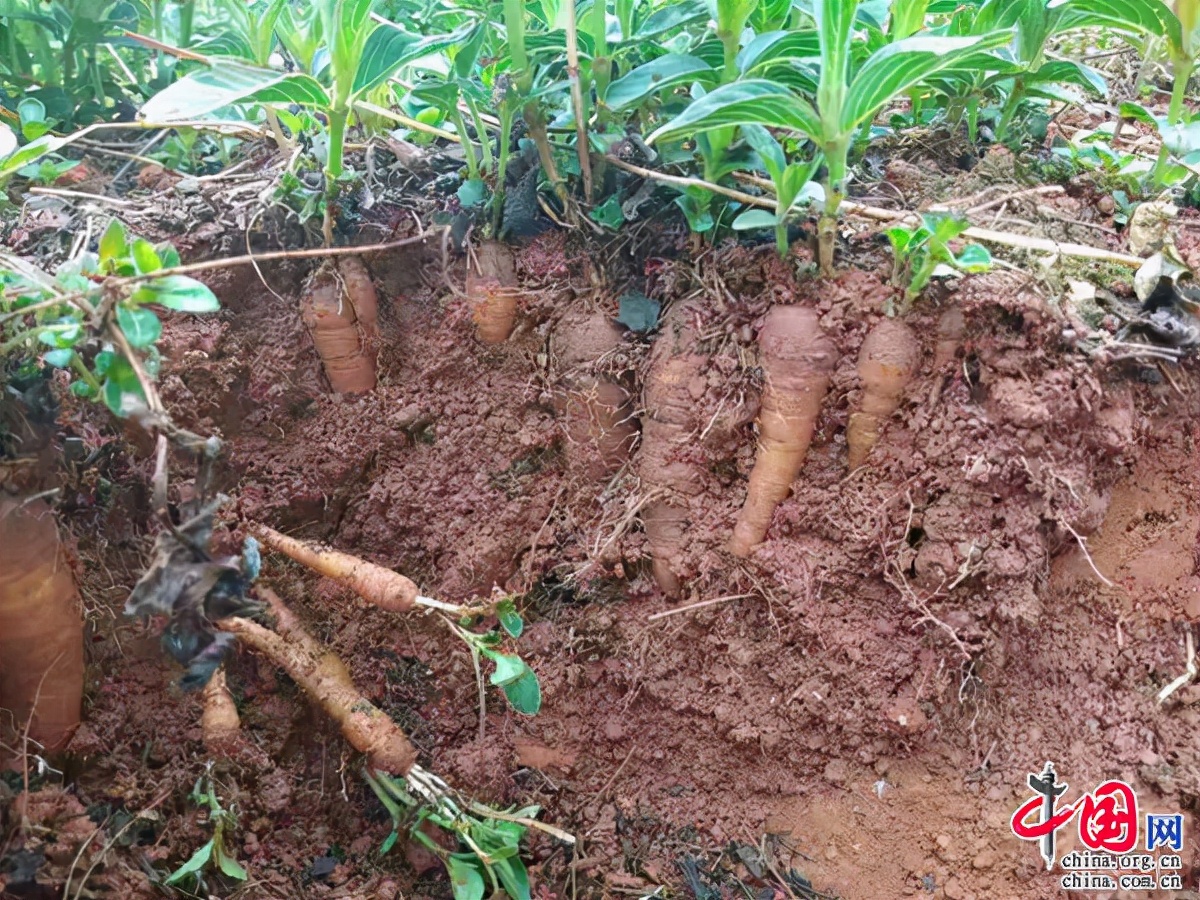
[640,348,708,596]
[201,667,240,753]
[301,256,380,394]
[0,499,85,757]
[846,320,921,470]
[557,313,637,480]
[220,589,417,774]
[467,240,522,345]
[729,307,835,558]
[251,524,419,612]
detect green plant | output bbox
[366,769,536,900]
[0,0,147,127]
[0,218,219,417]
[163,772,248,889]
[140,1,459,243]
[732,125,821,256]
[649,0,1011,274]
[448,597,541,716]
[887,212,993,310]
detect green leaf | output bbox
[732,209,779,230]
[617,291,662,332]
[493,856,532,900]
[1023,59,1107,97]
[134,276,220,313]
[99,219,128,264]
[164,839,215,886]
[1119,100,1157,126]
[1162,120,1200,157]
[17,97,49,141]
[842,31,1015,133]
[954,243,993,272]
[487,652,527,686]
[213,842,248,881]
[354,28,465,98]
[589,195,625,231]
[887,226,914,253]
[43,348,74,368]
[495,599,524,638]
[648,80,821,145]
[140,61,331,121]
[738,30,820,75]
[741,124,787,182]
[116,306,162,348]
[502,669,542,715]
[70,379,96,398]
[130,239,162,275]
[446,855,486,900]
[38,323,82,349]
[457,178,486,207]
[379,830,399,855]
[603,54,716,111]
[1048,0,1180,49]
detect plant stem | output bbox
[994,80,1025,144]
[178,0,195,48]
[818,138,848,277]
[69,354,102,395]
[451,107,480,181]
[775,220,789,258]
[502,0,529,92]
[1168,55,1194,125]
[563,0,592,200]
[465,96,494,172]
[492,102,517,235]
[525,105,573,216]
[264,108,289,152]
[323,106,349,247]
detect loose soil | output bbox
[4,145,1200,900]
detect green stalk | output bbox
[503,0,530,91]
[994,79,1025,144]
[615,0,633,39]
[492,101,517,235]
[178,0,195,48]
[452,107,481,180]
[323,105,349,247]
[718,30,740,84]
[1168,55,1194,125]
[774,219,788,258]
[465,96,494,172]
[564,0,593,200]
[70,354,102,396]
[591,0,611,125]
[524,105,572,211]
[817,137,849,277]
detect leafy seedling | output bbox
[887,213,992,311]
[447,597,541,716]
[164,772,248,890]
[365,768,538,900]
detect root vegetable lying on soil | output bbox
[0,499,85,756]
[639,313,708,595]
[220,588,417,774]
[301,256,380,394]
[934,305,965,371]
[251,524,419,612]
[556,312,638,479]
[200,668,240,752]
[467,240,522,345]
[729,306,835,558]
[847,319,921,470]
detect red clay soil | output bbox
[4,229,1200,900]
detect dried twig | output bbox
[647,593,753,622]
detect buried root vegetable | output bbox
[729,306,835,558]
[301,255,380,394]
[0,498,84,760]
[847,319,921,470]
[467,240,523,345]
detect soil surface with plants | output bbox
[5,1,1200,899]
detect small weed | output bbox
[163,771,247,890]
[887,212,992,312]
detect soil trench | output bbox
[8,233,1200,900]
